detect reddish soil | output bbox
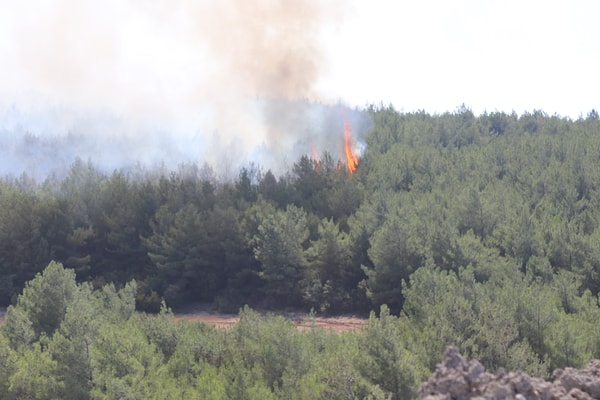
[0,305,367,333]
[173,303,366,333]
[175,312,366,333]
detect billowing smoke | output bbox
[0,0,371,180]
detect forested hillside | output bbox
[3,106,600,398]
[2,106,600,313]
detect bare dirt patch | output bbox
[0,304,367,333]
[173,303,366,333]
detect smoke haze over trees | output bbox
[0,0,374,180]
[0,101,371,181]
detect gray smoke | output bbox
[0,0,371,180]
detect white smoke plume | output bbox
[0,0,371,180]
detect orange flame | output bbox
[310,143,319,161]
[344,115,359,173]
[310,143,321,170]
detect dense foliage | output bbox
[3,259,600,399]
[1,262,420,399]
[3,106,600,397]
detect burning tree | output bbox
[344,114,359,173]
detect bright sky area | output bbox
[0,0,597,128]
[319,0,599,118]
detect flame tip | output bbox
[343,114,358,173]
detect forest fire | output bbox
[310,143,320,163]
[344,114,359,173]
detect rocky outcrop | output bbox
[419,346,600,400]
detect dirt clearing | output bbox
[173,304,367,333]
[0,305,367,333]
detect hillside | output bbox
[2,107,600,398]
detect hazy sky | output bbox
[0,0,598,176]
[1,0,597,118]
[318,0,599,118]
